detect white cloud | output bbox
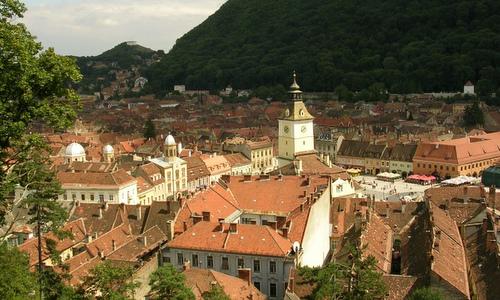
[23,0,226,56]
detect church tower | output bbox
[164,133,177,159]
[278,72,315,161]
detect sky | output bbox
[22,0,226,56]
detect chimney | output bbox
[112,239,116,251]
[238,268,252,286]
[104,201,109,210]
[137,204,142,220]
[98,250,104,258]
[183,221,188,232]
[385,203,390,218]
[303,190,307,197]
[142,235,147,247]
[202,211,211,222]
[463,186,468,196]
[229,223,238,233]
[300,203,304,212]
[282,227,289,238]
[219,220,225,232]
[401,200,406,214]
[98,207,103,219]
[489,185,496,208]
[76,201,80,207]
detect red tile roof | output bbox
[168,221,292,257]
[429,202,470,299]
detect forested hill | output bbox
[74,42,163,94]
[145,0,500,95]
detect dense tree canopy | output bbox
[144,0,500,95]
[148,264,194,300]
[0,0,81,225]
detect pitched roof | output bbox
[223,153,251,167]
[413,132,500,165]
[168,221,292,257]
[184,156,211,181]
[57,169,136,188]
[382,274,418,300]
[429,202,470,299]
[175,184,240,234]
[85,223,133,257]
[226,175,328,215]
[184,268,266,300]
[360,214,393,273]
[106,226,167,262]
[18,218,88,267]
[337,140,370,157]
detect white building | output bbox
[278,73,315,166]
[149,134,188,199]
[464,81,475,95]
[64,142,86,163]
[56,169,138,204]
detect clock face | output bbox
[301,125,307,133]
[284,126,290,134]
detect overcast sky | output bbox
[23,0,226,56]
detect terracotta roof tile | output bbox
[168,221,292,257]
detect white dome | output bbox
[103,144,114,154]
[65,142,85,157]
[165,134,176,146]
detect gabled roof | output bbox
[168,221,292,257]
[429,202,470,299]
[18,218,87,267]
[57,169,136,188]
[184,268,266,300]
[360,214,393,273]
[107,226,167,262]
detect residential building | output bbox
[315,130,344,163]
[364,144,387,175]
[56,169,138,204]
[224,153,252,175]
[383,143,418,177]
[183,267,266,300]
[164,221,295,299]
[184,156,211,192]
[335,140,369,171]
[223,136,275,174]
[200,153,231,184]
[413,132,500,178]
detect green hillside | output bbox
[145,0,500,95]
[74,42,161,94]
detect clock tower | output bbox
[278,72,315,161]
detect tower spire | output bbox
[289,71,302,101]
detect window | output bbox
[192,254,198,267]
[80,194,85,201]
[221,257,229,270]
[99,194,104,202]
[270,283,277,297]
[417,163,420,167]
[253,260,260,273]
[238,258,244,268]
[175,170,179,178]
[269,261,276,273]
[72,193,76,201]
[63,194,68,200]
[177,253,183,265]
[90,194,95,201]
[207,256,214,268]
[162,256,171,264]
[254,282,260,291]
[109,195,113,201]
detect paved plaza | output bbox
[353,175,434,202]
